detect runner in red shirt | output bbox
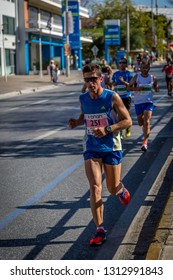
[162,59,173,96]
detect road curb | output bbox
[146,178,173,260]
[0,85,57,99]
[0,79,83,100]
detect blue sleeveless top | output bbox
[80,89,122,152]
[111,70,133,98]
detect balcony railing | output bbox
[25,19,62,34]
[49,0,61,3]
[40,0,61,4]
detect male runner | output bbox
[111,58,133,137]
[68,64,132,245]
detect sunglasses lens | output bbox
[84,77,99,83]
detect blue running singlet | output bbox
[80,89,122,152]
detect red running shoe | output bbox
[118,187,130,205]
[89,228,106,245]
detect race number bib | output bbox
[139,84,152,95]
[115,85,127,95]
[85,113,109,135]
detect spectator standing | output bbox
[48,60,56,83]
[53,64,59,83]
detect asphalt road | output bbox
[0,65,173,260]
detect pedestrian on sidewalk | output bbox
[128,58,159,152]
[111,57,133,138]
[53,63,59,83]
[68,64,132,246]
[48,60,56,83]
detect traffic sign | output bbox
[91,45,99,56]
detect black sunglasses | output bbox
[84,77,99,83]
[119,61,126,64]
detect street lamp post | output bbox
[151,0,155,50]
[65,0,70,77]
[39,29,43,78]
[126,5,130,62]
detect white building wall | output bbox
[0,0,16,76]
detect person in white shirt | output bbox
[128,59,159,151]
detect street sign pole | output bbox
[126,6,130,62]
[39,29,43,78]
[66,0,70,77]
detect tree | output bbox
[81,0,172,59]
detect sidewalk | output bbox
[0,69,173,260]
[0,70,83,98]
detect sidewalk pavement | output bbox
[0,70,84,98]
[0,70,173,260]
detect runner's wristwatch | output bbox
[105,126,112,133]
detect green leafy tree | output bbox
[81,0,172,59]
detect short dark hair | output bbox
[82,64,102,77]
[120,58,127,63]
[141,58,150,65]
[102,66,112,75]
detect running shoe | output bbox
[89,228,106,245]
[118,187,130,205]
[141,143,147,152]
[125,128,131,137]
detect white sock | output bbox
[97,226,104,231]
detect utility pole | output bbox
[38,10,43,78]
[126,5,130,62]
[155,0,158,15]
[151,0,155,50]
[65,0,70,77]
[15,0,19,75]
[39,29,43,78]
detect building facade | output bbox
[0,0,16,77]
[0,0,92,76]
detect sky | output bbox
[133,0,173,8]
